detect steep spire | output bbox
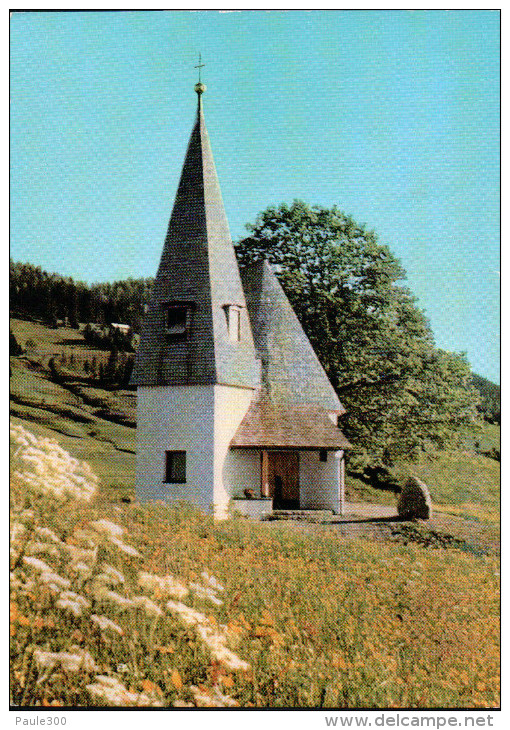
[132,84,259,388]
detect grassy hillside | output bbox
[10,318,135,501]
[10,317,500,708]
[11,317,500,512]
[10,423,500,708]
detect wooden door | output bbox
[268,451,299,509]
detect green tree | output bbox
[105,347,118,384]
[471,373,500,424]
[236,200,479,466]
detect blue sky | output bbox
[10,10,500,382]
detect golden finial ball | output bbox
[195,82,207,95]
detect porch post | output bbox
[338,450,345,516]
[261,450,270,497]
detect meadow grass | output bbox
[10,316,499,513]
[9,321,500,708]
[10,424,499,709]
[10,317,108,360]
[392,450,499,512]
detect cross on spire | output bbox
[195,53,205,83]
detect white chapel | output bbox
[131,81,351,519]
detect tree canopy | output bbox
[236,200,479,467]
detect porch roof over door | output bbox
[230,395,352,450]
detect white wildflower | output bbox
[94,587,134,610]
[195,625,250,671]
[55,597,85,617]
[57,593,88,612]
[26,542,60,559]
[10,572,35,592]
[90,614,124,635]
[10,423,98,501]
[89,519,124,538]
[166,600,208,626]
[10,571,23,588]
[39,571,71,590]
[190,582,223,606]
[22,556,71,590]
[61,544,98,565]
[86,675,162,707]
[33,648,97,678]
[131,596,163,618]
[189,686,223,707]
[108,537,142,558]
[97,564,125,585]
[59,590,90,608]
[34,526,62,544]
[22,556,53,573]
[166,600,249,671]
[138,571,188,599]
[10,521,26,542]
[201,570,225,592]
[69,561,93,576]
[209,686,238,707]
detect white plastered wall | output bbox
[299,450,344,514]
[213,386,257,518]
[222,449,260,496]
[136,384,255,517]
[136,386,215,509]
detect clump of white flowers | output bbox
[90,614,124,635]
[86,675,162,707]
[10,422,250,706]
[10,423,98,501]
[190,684,238,707]
[90,520,142,558]
[138,571,188,599]
[166,600,250,672]
[33,648,97,685]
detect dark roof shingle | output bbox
[230,393,351,450]
[131,95,259,389]
[231,261,350,449]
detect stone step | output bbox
[265,509,334,522]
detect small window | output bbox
[165,306,187,335]
[319,450,328,463]
[224,305,241,342]
[164,451,186,483]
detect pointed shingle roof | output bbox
[230,261,351,450]
[131,89,259,388]
[241,260,345,411]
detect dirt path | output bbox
[283,503,500,557]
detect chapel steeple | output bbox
[131,82,260,388]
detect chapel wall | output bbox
[213,385,256,518]
[299,450,344,513]
[136,385,215,509]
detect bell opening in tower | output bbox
[165,306,188,336]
